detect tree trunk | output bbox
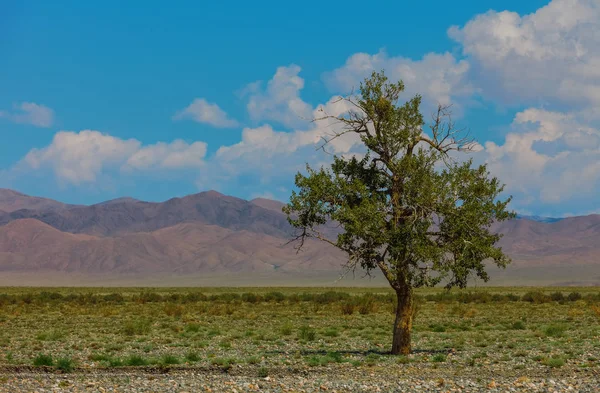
[391,287,414,355]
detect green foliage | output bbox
[124,355,149,366]
[160,354,180,365]
[298,326,316,341]
[544,324,567,337]
[122,319,152,336]
[432,353,447,362]
[55,357,74,372]
[33,354,53,366]
[185,352,200,362]
[541,356,566,368]
[285,70,513,300]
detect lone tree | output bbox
[284,71,514,355]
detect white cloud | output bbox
[0,102,54,127]
[448,0,600,111]
[323,50,476,115]
[245,65,313,128]
[126,140,207,170]
[24,130,140,184]
[481,109,600,207]
[23,130,207,184]
[173,98,239,128]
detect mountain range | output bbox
[0,188,598,286]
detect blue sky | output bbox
[1,0,599,216]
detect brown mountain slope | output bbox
[0,191,292,237]
[0,189,74,212]
[0,218,344,274]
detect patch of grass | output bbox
[298,326,316,341]
[432,353,447,362]
[36,329,66,341]
[511,321,526,330]
[544,324,567,337]
[257,366,269,378]
[185,352,200,362]
[124,355,149,366]
[122,319,152,336]
[160,354,180,365]
[541,356,566,368]
[33,354,53,366]
[55,357,74,373]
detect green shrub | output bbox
[55,357,74,373]
[258,366,269,378]
[432,354,446,362]
[544,324,567,337]
[122,319,151,336]
[550,292,565,302]
[185,352,200,362]
[298,326,316,341]
[522,291,550,303]
[567,292,582,302]
[161,354,180,365]
[265,291,285,302]
[511,321,526,330]
[124,355,148,366]
[185,323,201,333]
[280,323,293,336]
[541,356,566,368]
[33,354,53,366]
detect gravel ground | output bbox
[0,366,598,392]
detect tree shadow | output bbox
[263,348,453,356]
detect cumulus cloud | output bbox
[245,65,314,129]
[23,130,207,184]
[173,98,239,128]
[448,0,600,111]
[482,109,600,208]
[323,50,476,115]
[24,131,140,184]
[126,140,207,170]
[0,102,54,127]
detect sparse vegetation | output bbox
[0,286,597,380]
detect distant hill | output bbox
[0,188,597,286]
[0,188,76,212]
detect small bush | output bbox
[163,304,185,317]
[185,352,200,362]
[511,321,526,330]
[298,326,316,341]
[358,296,376,315]
[567,292,582,302]
[432,354,447,363]
[161,354,180,365]
[280,323,293,336]
[264,291,285,302]
[33,354,53,366]
[541,356,566,368]
[522,291,550,303]
[258,366,269,378]
[544,324,567,337]
[340,301,355,315]
[55,357,74,373]
[122,319,152,336]
[241,293,260,303]
[550,292,565,302]
[185,323,201,333]
[323,328,339,337]
[124,355,148,366]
